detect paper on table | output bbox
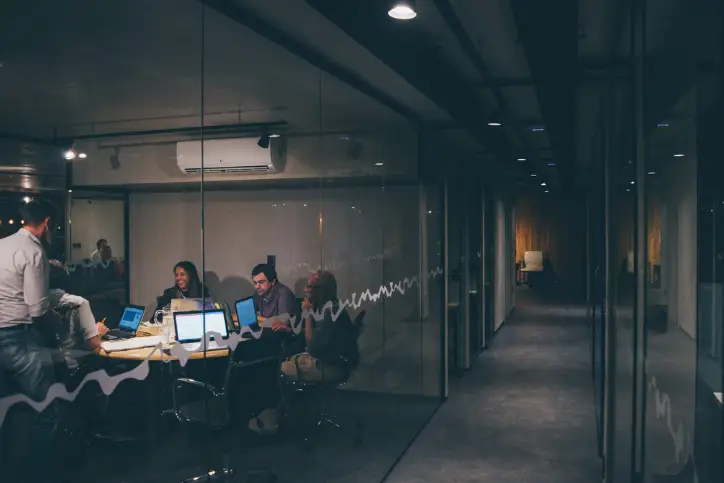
[101,336,163,353]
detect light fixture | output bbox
[23,196,31,203]
[257,134,270,149]
[388,0,417,20]
[21,220,24,224]
[530,173,537,177]
[657,123,669,127]
[9,219,14,225]
[517,158,526,162]
[631,181,635,185]
[487,122,502,127]
[673,153,684,157]
[268,133,281,138]
[541,182,547,186]
[531,127,545,132]
[544,190,549,193]
[648,171,656,175]
[63,148,76,160]
[78,152,88,159]
[374,162,384,166]
[547,162,556,166]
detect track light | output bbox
[257,135,270,149]
[388,0,417,20]
[61,142,86,160]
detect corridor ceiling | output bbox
[0,0,712,191]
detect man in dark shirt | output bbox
[251,263,299,323]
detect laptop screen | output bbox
[174,310,229,344]
[235,297,257,327]
[119,306,145,332]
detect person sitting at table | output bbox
[280,271,359,383]
[48,259,108,370]
[251,263,299,324]
[153,260,209,316]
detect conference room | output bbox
[0,1,446,482]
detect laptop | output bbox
[234,296,258,329]
[173,309,229,352]
[106,305,146,340]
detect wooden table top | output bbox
[96,326,229,361]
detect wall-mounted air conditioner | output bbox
[176,137,285,175]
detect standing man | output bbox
[0,199,62,482]
[90,238,110,262]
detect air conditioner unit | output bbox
[176,137,285,175]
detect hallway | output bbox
[384,288,601,482]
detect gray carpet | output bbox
[384,288,601,483]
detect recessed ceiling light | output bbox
[388,1,417,20]
[63,149,76,160]
[657,123,669,127]
[23,196,31,203]
[374,162,384,166]
[544,190,549,193]
[517,158,526,161]
[78,152,87,159]
[541,182,547,186]
[269,133,281,138]
[547,162,556,166]
[673,153,685,157]
[631,181,635,185]
[530,173,537,177]
[488,122,502,127]
[648,171,656,175]
[531,127,545,132]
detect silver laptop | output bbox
[173,309,229,352]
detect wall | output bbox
[70,129,417,187]
[127,186,442,396]
[515,192,587,286]
[494,196,514,330]
[69,198,125,263]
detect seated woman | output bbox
[153,260,209,316]
[280,270,359,383]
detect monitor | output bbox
[118,305,145,332]
[234,296,257,327]
[174,310,229,344]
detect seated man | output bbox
[281,271,359,383]
[251,263,299,324]
[49,260,108,371]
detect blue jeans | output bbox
[0,325,59,481]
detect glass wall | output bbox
[0,1,444,482]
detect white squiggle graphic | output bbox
[0,266,444,425]
[648,374,692,465]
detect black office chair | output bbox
[165,342,278,482]
[279,310,365,446]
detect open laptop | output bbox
[106,305,146,340]
[173,309,229,352]
[234,296,258,329]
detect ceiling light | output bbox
[673,153,684,157]
[77,152,87,159]
[374,162,384,166]
[257,135,270,149]
[9,220,14,225]
[541,182,547,186]
[63,148,76,160]
[544,190,549,193]
[388,0,417,20]
[268,133,281,138]
[530,173,537,177]
[657,123,669,127]
[517,158,526,161]
[631,181,635,185]
[487,122,502,127]
[648,171,656,175]
[23,196,31,203]
[547,162,556,166]
[531,127,545,132]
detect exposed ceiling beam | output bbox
[510,0,578,187]
[199,0,423,125]
[433,0,539,168]
[305,0,517,165]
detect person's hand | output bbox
[271,319,291,332]
[301,298,313,311]
[96,323,109,338]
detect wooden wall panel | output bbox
[515,193,587,285]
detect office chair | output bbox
[279,309,365,446]
[166,343,278,482]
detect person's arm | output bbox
[273,288,298,331]
[302,297,314,346]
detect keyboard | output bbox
[106,329,135,340]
